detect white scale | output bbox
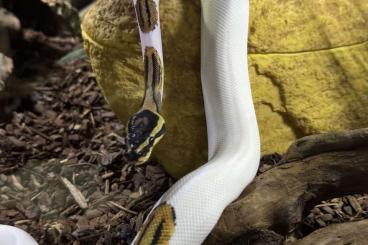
[0,225,38,245]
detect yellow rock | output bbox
[82,0,368,178]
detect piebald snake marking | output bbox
[131,0,260,244]
[126,0,166,165]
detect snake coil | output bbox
[132,0,260,244]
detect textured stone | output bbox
[82,0,368,178]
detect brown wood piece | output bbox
[280,128,368,164]
[205,129,368,244]
[292,219,368,245]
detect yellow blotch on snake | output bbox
[142,47,163,111]
[135,0,159,33]
[134,203,176,245]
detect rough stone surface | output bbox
[82,0,368,178]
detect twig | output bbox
[26,126,53,141]
[10,175,25,191]
[59,176,88,209]
[31,191,43,201]
[108,201,138,215]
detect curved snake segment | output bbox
[135,0,159,33]
[133,1,260,243]
[133,203,176,245]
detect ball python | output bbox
[131,0,260,244]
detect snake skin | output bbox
[132,0,260,244]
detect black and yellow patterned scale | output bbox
[135,0,159,33]
[126,0,166,164]
[133,203,176,245]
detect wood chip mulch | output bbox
[0,58,172,244]
[303,194,368,231]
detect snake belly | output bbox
[132,0,260,244]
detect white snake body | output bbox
[132,0,260,244]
